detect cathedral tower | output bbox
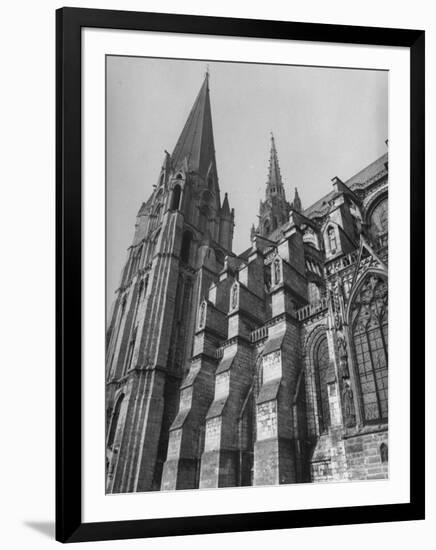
[105,73,234,493]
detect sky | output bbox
[107,56,388,310]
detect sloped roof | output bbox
[303,153,388,220]
[345,153,388,189]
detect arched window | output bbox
[207,174,213,190]
[170,184,182,210]
[350,274,388,423]
[380,442,388,463]
[180,230,193,263]
[369,197,388,240]
[327,226,337,253]
[314,335,331,433]
[263,219,271,236]
[107,394,124,449]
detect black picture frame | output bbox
[56,7,425,543]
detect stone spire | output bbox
[171,72,217,182]
[266,132,286,199]
[291,187,302,212]
[256,133,291,238]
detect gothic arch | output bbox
[345,267,387,321]
[364,191,388,243]
[362,186,388,218]
[303,324,331,436]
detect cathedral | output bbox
[105,72,389,493]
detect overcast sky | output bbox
[107,56,388,310]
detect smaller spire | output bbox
[291,187,302,212]
[250,223,256,241]
[221,192,231,217]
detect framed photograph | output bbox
[56,7,425,543]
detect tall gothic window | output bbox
[350,274,388,423]
[180,230,193,263]
[170,184,182,210]
[122,280,145,376]
[124,327,137,375]
[327,226,337,254]
[314,335,331,433]
[107,393,124,449]
[108,297,126,377]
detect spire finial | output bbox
[292,186,302,212]
[205,64,210,80]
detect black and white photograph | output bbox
[0,0,431,546]
[105,56,389,494]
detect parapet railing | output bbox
[215,347,224,360]
[325,250,359,276]
[250,325,269,343]
[296,297,328,321]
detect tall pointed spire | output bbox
[266,132,284,197]
[171,72,217,180]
